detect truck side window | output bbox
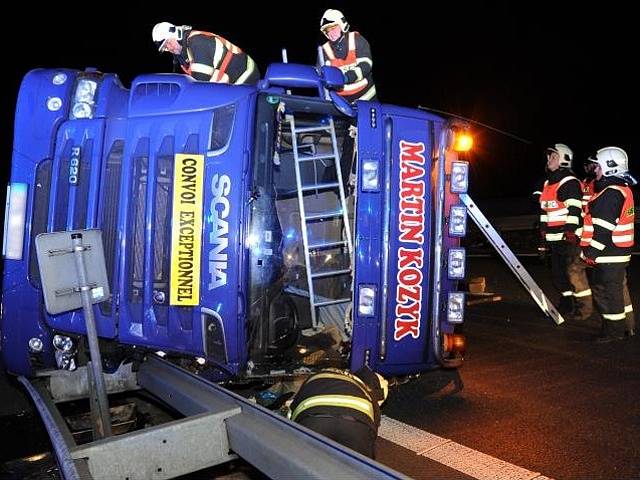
[208,104,236,155]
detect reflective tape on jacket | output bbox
[581,185,634,249]
[323,32,370,97]
[185,30,246,83]
[290,394,375,422]
[539,176,580,228]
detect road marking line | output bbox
[380,416,554,480]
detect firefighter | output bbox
[152,22,260,85]
[319,9,377,104]
[539,144,593,320]
[580,147,636,342]
[289,366,388,458]
[319,9,376,192]
[582,154,598,207]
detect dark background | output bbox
[0,1,635,204]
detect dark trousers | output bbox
[591,264,632,336]
[550,242,592,317]
[298,415,377,458]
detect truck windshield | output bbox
[246,94,354,370]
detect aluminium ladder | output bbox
[460,193,565,325]
[287,113,353,328]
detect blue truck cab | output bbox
[2,63,470,381]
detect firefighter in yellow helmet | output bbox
[319,9,377,104]
[152,22,259,85]
[289,366,388,458]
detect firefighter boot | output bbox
[571,297,594,322]
[558,296,574,317]
[593,320,626,344]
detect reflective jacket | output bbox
[322,31,377,103]
[581,177,596,206]
[539,169,583,242]
[289,368,380,430]
[580,177,635,264]
[176,30,259,85]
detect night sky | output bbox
[1,1,635,205]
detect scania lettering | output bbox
[2,64,471,381]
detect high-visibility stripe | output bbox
[341,78,369,92]
[359,85,377,100]
[561,290,573,297]
[565,215,580,224]
[191,63,214,76]
[614,223,634,232]
[234,56,256,84]
[613,234,634,243]
[565,198,583,208]
[575,227,583,237]
[546,233,564,241]
[540,215,548,222]
[290,395,374,422]
[548,208,569,217]
[582,225,594,232]
[303,371,373,402]
[603,312,626,321]
[590,239,606,251]
[573,289,592,298]
[625,304,634,313]
[595,255,631,263]
[592,218,616,231]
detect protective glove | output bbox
[564,231,578,245]
[581,255,596,267]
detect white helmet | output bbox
[547,143,573,168]
[320,9,349,34]
[594,146,629,177]
[152,22,185,52]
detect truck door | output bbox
[351,105,438,375]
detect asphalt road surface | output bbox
[1,257,637,479]
[377,256,639,480]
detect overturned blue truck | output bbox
[2,63,471,382]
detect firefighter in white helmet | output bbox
[319,9,377,193]
[319,9,377,104]
[580,147,636,342]
[289,366,388,458]
[152,22,259,85]
[539,144,593,321]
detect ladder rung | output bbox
[294,125,332,133]
[306,210,343,221]
[315,298,351,307]
[301,182,339,192]
[311,268,352,279]
[297,153,336,162]
[309,240,347,250]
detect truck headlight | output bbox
[70,78,97,120]
[449,205,467,236]
[3,183,28,260]
[361,160,379,191]
[450,161,469,193]
[447,248,466,279]
[447,292,465,323]
[358,285,376,316]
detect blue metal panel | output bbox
[352,104,441,375]
[1,69,80,375]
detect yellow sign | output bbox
[170,154,204,305]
